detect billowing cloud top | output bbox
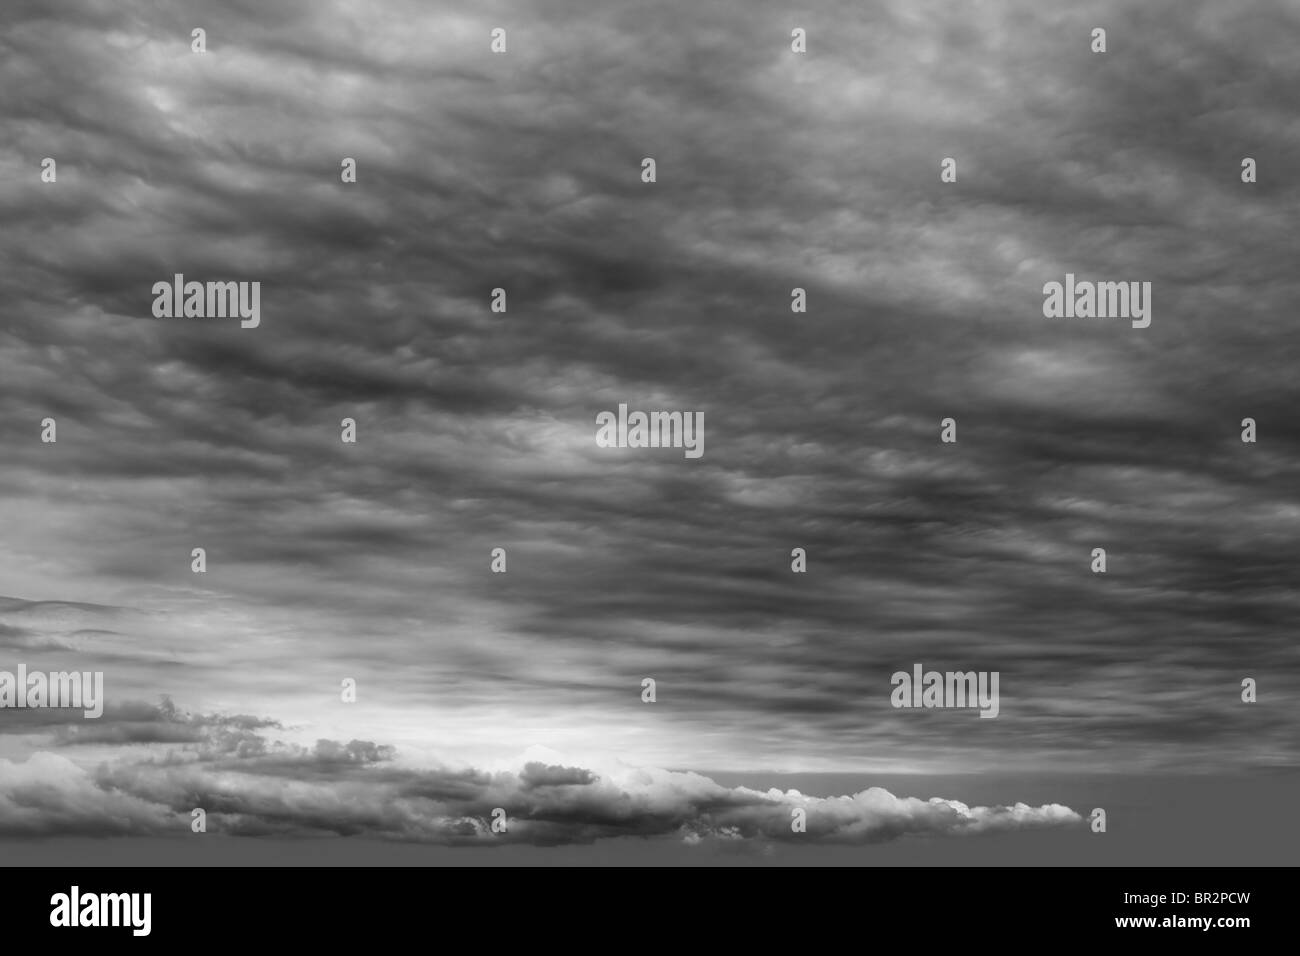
[0,699,1079,844]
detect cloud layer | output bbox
[0,699,1079,844]
[0,0,1296,794]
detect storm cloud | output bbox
[0,0,1296,855]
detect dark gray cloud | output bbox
[0,0,1296,829]
[51,697,279,750]
[520,762,597,789]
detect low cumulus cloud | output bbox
[0,698,1079,844]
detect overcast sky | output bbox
[1,0,1297,850]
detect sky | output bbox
[0,0,1297,856]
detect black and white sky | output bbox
[1,0,1297,858]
